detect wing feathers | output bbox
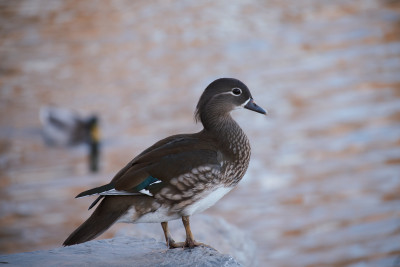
[114,169,150,191]
[74,132,222,210]
[76,183,115,198]
[88,196,103,210]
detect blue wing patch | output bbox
[82,176,162,210]
[133,176,160,192]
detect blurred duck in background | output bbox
[39,106,101,173]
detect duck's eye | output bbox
[231,88,242,96]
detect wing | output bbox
[115,148,220,190]
[76,132,222,206]
[112,132,219,188]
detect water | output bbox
[1,0,400,266]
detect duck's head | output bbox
[195,78,267,124]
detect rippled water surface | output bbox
[1,1,400,266]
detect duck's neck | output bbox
[201,112,250,157]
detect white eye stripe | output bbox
[215,88,243,97]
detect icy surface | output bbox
[117,214,257,266]
[0,236,241,267]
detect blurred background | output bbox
[1,0,400,266]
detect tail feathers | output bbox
[63,196,132,246]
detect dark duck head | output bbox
[195,78,267,131]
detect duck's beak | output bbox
[244,99,267,115]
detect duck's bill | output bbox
[244,99,267,115]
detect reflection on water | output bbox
[1,0,400,266]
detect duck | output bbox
[63,78,266,248]
[39,107,101,172]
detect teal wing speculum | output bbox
[77,175,163,210]
[95,175,162,197]
[131,175,162,195]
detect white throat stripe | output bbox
[241,98,251,107]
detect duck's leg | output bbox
[161,217,209,249]
[161,221,180,249]
[181,216,208,248]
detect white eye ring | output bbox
[231,88,242,96]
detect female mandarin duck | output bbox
[63,78,266,248]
